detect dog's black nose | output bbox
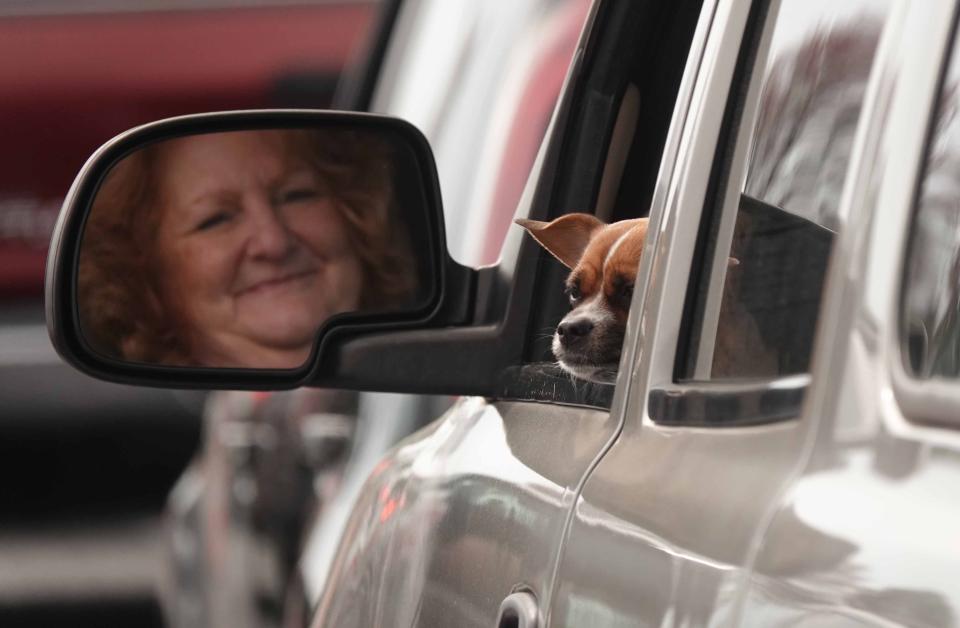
[558,318,594,345]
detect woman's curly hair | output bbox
[78,129,417,365]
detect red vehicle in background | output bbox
[0,3,374,626]
[0,1,373,299]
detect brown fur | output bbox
[517,213,648,382]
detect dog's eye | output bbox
[565,285,582,304]
[613,282,634,307]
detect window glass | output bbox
[680,0,890,381]
[902,23,960,379]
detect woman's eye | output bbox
[194,211,232,232]
[279,187,320,204]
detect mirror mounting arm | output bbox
[437,258,478,327]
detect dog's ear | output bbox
[515,213,604,269]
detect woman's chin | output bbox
[204,293,349,367]
[254,347,313,369]
[237,296,330,334]
[207,341,313,370]
[233,311,324,360]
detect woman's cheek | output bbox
[182,235,241,297]
[337,256,365,311]
[286,201,350,253]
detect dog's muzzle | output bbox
[552,302,624,383]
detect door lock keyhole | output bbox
[496,591,538,628]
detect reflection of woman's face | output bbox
[153,131,363,368]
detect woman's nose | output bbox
[245,198,295,259]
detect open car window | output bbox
[502,1,705,409]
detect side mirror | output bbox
[46,110,468,389]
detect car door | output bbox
[742,0,960,624]
[309,1,707,626]
[294,0,594,616]
[548,0,896,625]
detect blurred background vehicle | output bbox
[160,1,593,627]
[0,2,375,626]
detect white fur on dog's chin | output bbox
[552,332,620,384]
[557,359,620,384]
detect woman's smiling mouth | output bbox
[236,269,318,296]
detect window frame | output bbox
[611,0,790,430]
[492,0,708,410]
[641,0,812,428]
[890,1,960,430]
[640,0,891,427]
[683,1,775,380]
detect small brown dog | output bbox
[517,213,648,383]
[519,213,777,383]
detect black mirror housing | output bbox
[46,110,472,390]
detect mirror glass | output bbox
[77,127,428,370]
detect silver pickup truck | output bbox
[43,0,960,626]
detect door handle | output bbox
[496,591,538,628]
